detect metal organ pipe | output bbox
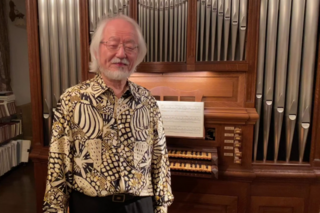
[181,0,186,62]
[147,0,151,62]
[196,0,200,61]
[273,0,291,162]
[239,0,247,60]
[59,0,69,92]
[223,0,231,61]
[103,1,109,17]
[254,0,267,162]
[210,0,217,61]
[67,0,77,86]
[263,0,279,162]
[169,0,173,62]
[231,0,239,61]
[298,0,319,163]
[173,0,180,61]
[177,0,183,61]
[159,0,164,61]
[48,0,60,108]
[164,0,169,62]
[75,0,81,84]
[217,0,224,61]
[155,0,159,61]
[89,0,96,31]
[96,0,103,22]
[151,0,155,62]
[38,0,82,145]
[286,0,305,162]
[205,0,212,61]
[38,0,52,145]
[200,0,206,61]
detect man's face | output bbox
[98,19,139,81]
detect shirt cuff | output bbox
[155,205,167,213]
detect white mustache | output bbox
[111,58,129,65]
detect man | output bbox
[43,15,174,213]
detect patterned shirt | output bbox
[43,74,174,213]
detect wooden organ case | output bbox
[26,0,320,213]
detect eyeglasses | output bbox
[100,38,138,54]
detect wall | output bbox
[6,0,32,139]
[6,0,31,106]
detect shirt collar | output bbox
[91,73,141,100]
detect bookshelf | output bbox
[0,91,22,145]
[0,91,26,177]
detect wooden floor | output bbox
[0,162,36,213]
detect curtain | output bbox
[0,0,12,91]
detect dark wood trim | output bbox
[26,0,43,148]
[192,62,249,72]
[131,0,138,20]
[311,27,320,166]
[245,0,260,108]
[137,62,249,72]
[32,158,50,213]
[80,0,89,82]
[137,62,186,72]
[186,0,196,64]
[205,108,258,125]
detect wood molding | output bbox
[30,146,50,161]
[26,0,43,147]
[170,192,238,213]
[186,0,196,64]
[245,0,260,108]
[131,0,138,20]
[310,25,320,166]
[308,184,320,213]
[205,108,258,125]
[251,196,304,213]
[80,0,89,82]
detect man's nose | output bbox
[115,45,126,58]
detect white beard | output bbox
[99,65,136,81]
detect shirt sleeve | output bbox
[151,101,174,213]
[43,96,74,213]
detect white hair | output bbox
[89,15,147,73]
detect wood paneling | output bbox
[130,72,246,107]
[307,184,320,213]
[245,0,260,108]
[26,0,43,148]
[186,0,196,64]
[169,192,237,213]
[311,26,320,167]
[171,178,249,213]
[80,0,89,82]
[250,197,304,213]
[251,183,309,198]
[32,159,49,213]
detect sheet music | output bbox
[157,101,204,137]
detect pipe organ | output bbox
[27,0,320,213]
[254,0,320,164]
[196,0,247,62]
[37,0,82,145]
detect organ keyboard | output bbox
[168,150,212,160]
[170,162,217,174]
[168,147,218,179]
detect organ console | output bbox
[26,0,320,213]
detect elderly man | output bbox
[43,15,174,213]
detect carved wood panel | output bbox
[128,72,246,108]
[169,192,237,213]
[250,197,304,213]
